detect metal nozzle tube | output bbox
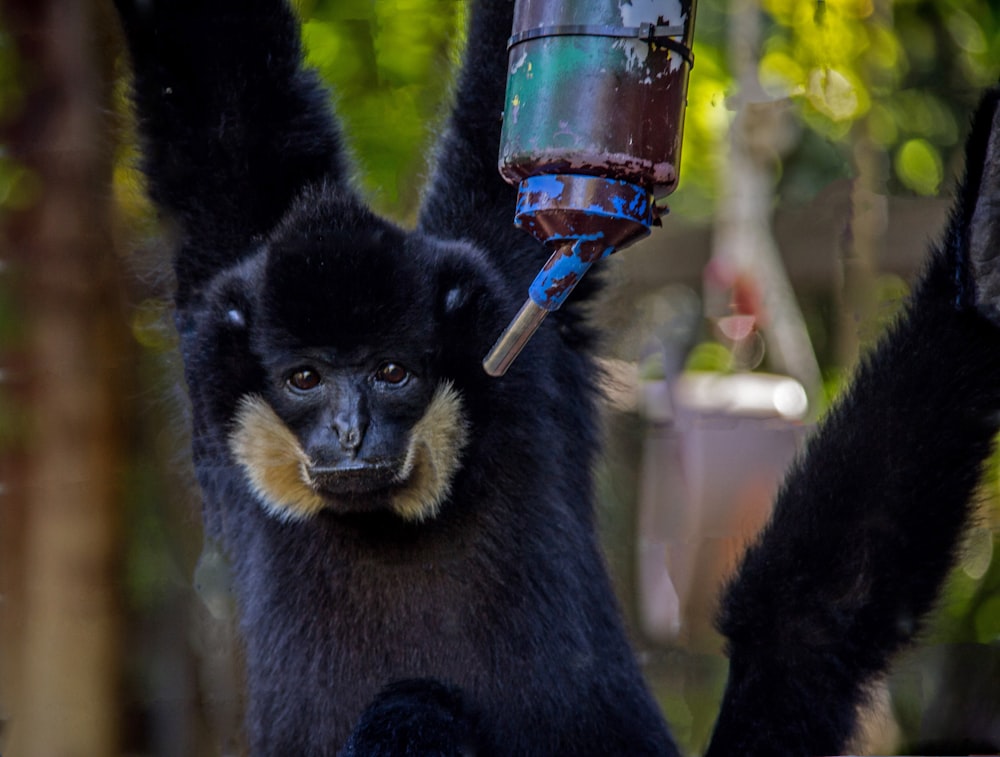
[482,298,550,377]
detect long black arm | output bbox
[416,0,526,263]
[115,0,349,303]
[706,89,1000,757]
[416,0,605,350]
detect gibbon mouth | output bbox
[307,463,406,496]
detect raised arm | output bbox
[706,88,1000,757]
[416,0,520,250]
[115,0,349,303]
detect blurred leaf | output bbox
[0,156,41,211]
[300,0,463,217]
[806,66,867,122]
[684,341,733,373]
[763,0,1000,196]
[895,137,942,195]
[975,591,1000,643]
[671,42,733,219]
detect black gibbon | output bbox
[113,0,1000,753]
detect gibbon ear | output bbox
[190,261,266,415]
[433,247,505,359]
[208,255,265,331]
[963,88,1000,322]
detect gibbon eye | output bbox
[374,362,408,385]
[288,368,321,391]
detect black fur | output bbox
[113,0,1000,753]
[339,679,481,757]
[705,88,1000,757]
[115,0,673,754]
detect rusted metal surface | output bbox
[515,174,653,308]
[484,0,698,376]
[499,0,695,199]
[482,173,655,375]
[515,173,655,247]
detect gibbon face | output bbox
[220,193,483,523]
[229,380,469,522]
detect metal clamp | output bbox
[508,21,694,66]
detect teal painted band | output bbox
[507,23,693,64]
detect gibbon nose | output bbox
[332,411,366,455]
[337,425,363,453]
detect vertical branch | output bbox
[835,0,891,369]
[708,0,822,403]
[1,0,127,753]
[836,136,885,367]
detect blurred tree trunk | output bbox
[706,0,822,405]
[1,0,128,754]
[836,0,891,369]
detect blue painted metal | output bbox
[513,174,654,310]
[483,0,698,375]
[528,240,610,309]
[499,0,697,198]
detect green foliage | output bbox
[297,0,465,219]
[669,41,732,220]
[0,27,31,214]
[660,0,1000,218]
[684,340,736,373]
[895,137,942,195]
[0,157,41,211]
[760,0,1000,196]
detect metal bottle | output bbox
[483,0,697,376]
